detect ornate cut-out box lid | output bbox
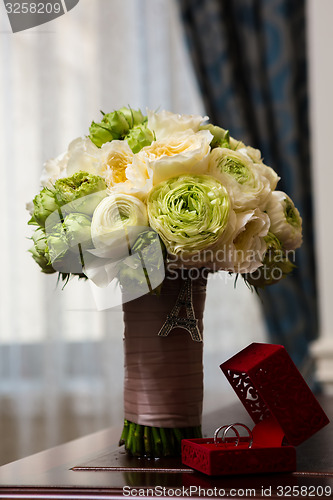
[181,343,329,476]
[220,342,329,446]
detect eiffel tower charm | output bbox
[158,276,202,342]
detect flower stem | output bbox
[120,419,202,458]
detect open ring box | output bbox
[181,343,330,476]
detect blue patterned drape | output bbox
[178,0,317,372]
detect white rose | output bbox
[41,137,101,188]
[147,109,208,140]
[266,191,302,250]
[65,137,100,176]
[90,193,148,260]
[40,151,68,188]
[138,130,212,185]
[215,208,270,274]
[208,147,273,210]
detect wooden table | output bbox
[0,397,331,499]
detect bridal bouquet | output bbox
[27,107,302,457]
[28,106,302,289]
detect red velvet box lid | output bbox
[220,343,329,446]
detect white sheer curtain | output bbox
[0,0,266,460]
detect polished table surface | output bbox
[0,396,331,499]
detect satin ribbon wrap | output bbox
[123,271,207,428]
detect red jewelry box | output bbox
[181,342,329,476]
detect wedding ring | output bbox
[214,425,240,447]
[229,422,253,448]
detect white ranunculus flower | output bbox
[237,147,280,192]
[242,145,262,163]
[138,130,213,185]
[90,193,148,260]
[229,135,246,151]
[208,147,273,210]
[266,191,302,250]
[147,109,208,140]
[215,208,270,274]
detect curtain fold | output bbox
[178,0,318,370]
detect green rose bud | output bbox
[243,232,295,288]
[118,107,145,128]
[32,227,49,256]
[64,213,93,251]
[29,227,55,274]
[54,172,107,216]
[47,214,91,274]
[47,222,68,263]
[31,188,59,227]
[29,246,55,274]
[117,229,166,297]
[89,121,114,148]
[89,110,130,148]
[102,110,130,137]
[200,124,230,149]
[125,124,154,153]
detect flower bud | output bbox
[30,228,55,274]
[200,124,230,149]
[119,107,144,128]
[117,229,166,297]
[46,214,92,274]
[243,232,295,288]
[31,188,59,227]
[125,124,154,153]
[89,110,130,148]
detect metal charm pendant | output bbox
[158,276,202,342]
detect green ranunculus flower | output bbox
[54,172,107,216]
[119,107,145,128]
[243,232,295,288]
[125,124,154,153]
[147,175,230,255]
[265,191,302,250]
[29,227,55,274]
[31,188,59,227]
[199,124,230,149]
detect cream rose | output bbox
[41,137,101,188]
[138,130,212,185]
[213,208,270,274]
[40,151,68,188]
[147,109,208,140]
[95,140,152,199]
